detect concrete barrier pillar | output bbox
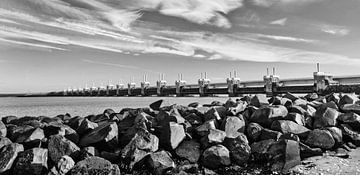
[156,80,167,96]
[264,68,280,96]
[198,72,211,97]
[141,81,150,96]
[116,84,124,96]
[127,82,136,96]
[313,72,333,93]
[175,80,186,97]
[227,71,241,97]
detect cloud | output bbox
[320,24,350,36]
[251,0,323,7]
[270,18,287,26]
[255,33,316,43]
[82,59,160,73]
[0,38,66,51]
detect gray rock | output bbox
[69,156,120,175]
[147,150,175,175]
[79,122,118,149]
[326,127,343,147]
[339,124,360,146]
[339,93,358,107]
[150,100,163,111]
[223,133,251,165]
[246,123,263,142]
[250,105,288,127]
[1,116,17,125]
[313,107,339,128]
[299,142,322,159]
[250,94,269,107]
[201,129,226,148]
[305,129,335,149]
[160,122,186,150]
[13,148,48,175]
[56,155,75,175]
[0,143,24,173]
[195,119,217,137]
[76,119,98,136]
[202,145,231,169]
[0,121,6,137]
[271,120,310,138]
[48,135,80,163]
[175,140,201,163]
[0,137,12,150]
[284,113,305,126]
[338,112,360,131]
[221,116,246,138]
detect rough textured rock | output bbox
[259,128,282,141]
[305,129,335,149]
[79,122,118,149]
[339,124,360,146]
[55,155,75,175]
[13,148,48,175]
[271,120,310,138]
[201,129,226,148]
[1,116,17,125]
[121,130,159,169]
[313,107,339,128]
[188,102,200,108]
[326,127,343,147]
[147,150,175,175]
[175,140,201,163]
[0,121,6,137]
[223,133,251,165]
[299,142,322,159]
[284,113,305,126]
[221,116,246,138]
[48,135,80,163]
[150,100,163,111]
[195,119,217,137]
[250,94,269,107]
[339,93,358,107]
[250,105,288,127]
[204,107,221,121]
[0,137,12,150]
[15,127,45,143]
[76,119,98,136]
[246,123,263,142]
[69,156,120,175]
[160,122,186,150]
[0,143,24,173]
[342,104,360,115]
[338,112,360,131]
[202,145,231,169]
[7,124,34,142]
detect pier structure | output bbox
[55,64,360,97]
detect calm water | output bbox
[0,97,228,118]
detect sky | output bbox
[0,0,360,93]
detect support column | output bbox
[198,72,210,97]
[313,63,334,94]
[227,71,241,97]
[175,74,186,97]
[116,84,124,96]
[156,74,166,96]
[127,82,136,96]
[264,68,280,96]
[141,74,150,96]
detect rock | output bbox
[269,96,281,105]
[55,155,75,175]
[16,127,45,148]
[299,142,322,159]
[221,116,246,138]
[104,109,115,119]
[251,139,301,173]
[48,135,80,163]
[121,130,159,169]
[201,129,226,148]
[284,113,305,126]
[150,100,163,110]
[223,133,251,165]
[283,92,299,102]
[69,156,120,175]
[339,124,360,146]
[305,93,319,101]
[294,99,308,106]
[204,107,221,121]
[66,116,84,131]
[175,140,201,163]
[188,102,200,108]
[6,124,34,142]
[246,123,263,142]
[338,112,360,130]
[319,101,339,110]
[305,129,335,149]
[250,105,288,127]
[0,137,12,150]
[341,104,360,115]
[281,98,293,108]
[210,101,224,107]
[326,127,343,147]
[184,113,202,126]
[0,143,24,173]
[43,124,66,138]
[55,113,71,122]
[147,150,175,175]
[86,114,109,124]
[339,93,358,107]
[79,122,118,150]
[271,120,310,138]
[78,147,99,161]
[288,106,307,116]
[100,151,120,163]
[63,125,79,144]
[1,116,17,124]
[13,148,48,175]
[224,98,237,109]
[228,101,247,116]
[250,94,269,107]
[279,133,300,142]
[202,145,231,169]
[76,119,98,136]
[9,116,42,128]
[0,121,6,137]
[259,128,282,141]
[195,119,217,137]
[160,122,186,150]
[313,107,339,128]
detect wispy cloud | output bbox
[82,59,160,74]
[320,24,350,36]
[270,18,287,26]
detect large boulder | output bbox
[341,104,360,115]
[6,124,34,142]
[339,93,358,107]
[13,148,48,175]
[79,122,118,150]
[259,128,282,141]
[1,116,17,124]
[204,108,221,122]
[0,121,6,137]
[150,100,163,111]
[326,127,343,147]
[250,105,288,127]
[0,143,24,173]
[284,113,305,126]
[305,129,335,149]
[223,133,251,165]
[251,139,301,173]
[299,142,322,159]
[195,119,217,137]
[48,135,80,163]
[121,130,159,169]
[313,107,339,128]
[250,94,269,107]
[50,155,75,175]
[69,156,120,175]
[9,116,42,128]
[271,120,310,138]
[246,123,263,142]
[202,145,231,169]
[175,140,201,163]
[76,119,98,136]
[221,116,246,138]
[339,124,360,146]
[160,122,186,150]
[337,112,360,131]
[0,137,12,150]
[15,127,45,143]
[201,129,226,148]
[147,150,175,175]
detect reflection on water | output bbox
[0,96,228,117]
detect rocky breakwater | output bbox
[1,92,360,174]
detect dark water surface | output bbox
[0,96,228,117]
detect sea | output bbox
[0,96,228,118]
